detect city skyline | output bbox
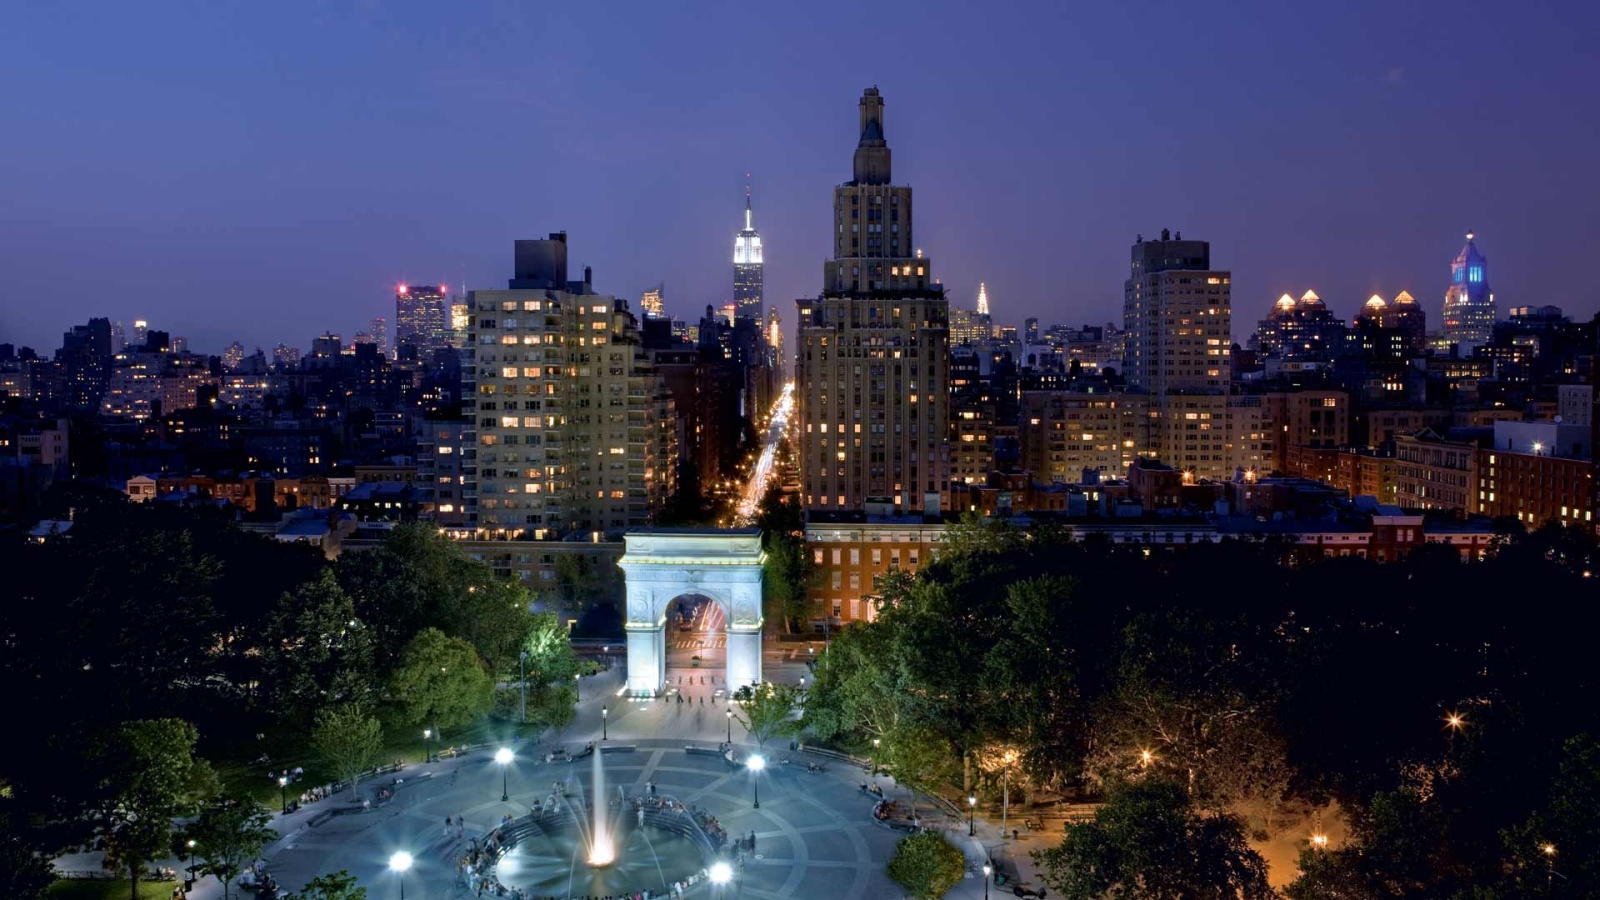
[4,1,1599,354]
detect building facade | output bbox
[464,235,670,538]
[396,284,449,354]
[797,88,950,514]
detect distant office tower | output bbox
[798,87,949,514]
[369,316,390,358]
[222,341,246,371]
[1440,231,1495,351]
[464,234,673,537]
[109,321,126,354]
[641,284,666,318]
[767,308,785,379]
[395,283,448,354]
[132,319,149,350]
[171,336,188,354]
[1123,229,1231,394]
[450,300,469,346]
[734,186,764,324]
[976,282,990,316]
[56,317,114,409]
[1024,317,1039,345]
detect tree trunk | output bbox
[129,870,138,900]
[963,750,971,793]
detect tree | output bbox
[311,704,384,799]
[388,627,494,740]
[89,719,217,900]
[883,724,956,819]
[733,682,802,749]
[260,568,376,724]
[761,533,813,633]
[0,807,54,900]
[1033,779,1275,900]
[886,831,966,900]
[187,799,275,900]
[519,613,579,724]
[289,871,368,900]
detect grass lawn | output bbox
[216,715,536,809]
[45,879,178,900]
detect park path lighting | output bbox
[1311,833,1328,849]
[968,795,977,836]
[423,728,433,761]
[277,775,289,814]
[727,708,733,743]
[602,705,609,741]
[495,747,514,802]
[982,863,992,900]
[186,838,196,879]
[747,754,765,808]
[575,671,581,701]
[389,851,413,900]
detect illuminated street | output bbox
[734,380,794,525]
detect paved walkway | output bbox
[54,649,1048,899]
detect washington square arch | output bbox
[616,528,765,695]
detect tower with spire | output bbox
[733,178,764,325]
[976,282,990,316]
[1440,231,1494,351]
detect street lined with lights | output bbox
[734,381,794,525]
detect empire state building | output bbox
[733,185,763,324]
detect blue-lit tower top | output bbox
[1442,230,1495,350]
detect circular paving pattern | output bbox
[265,739,968,900]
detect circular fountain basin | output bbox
[495,818,710,897]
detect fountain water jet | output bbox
[585,749,615,867]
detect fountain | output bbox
[487,749,723,899]
[585,750,615,867]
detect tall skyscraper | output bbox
[734,184,764,324]
[798,87,949,514]
[1122,230,1261,479]
[1122,230,1231,394]
[1440,231,1495,351]
[976,282,990,316]
[395,284,448,354]
[132,320,149,350]
[463,234,673,537]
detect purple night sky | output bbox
[2,1,1597,355]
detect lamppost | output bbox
[277,775,289,814]
[726,709,733,744]
[495,747,513,802]
[574,671,581,702]
[389,851,413,900]
[423,728,433,762]
[747,754,765,808]
[186,838,196,880]
[968,795,977,836]
[602,705,609,741]
[982,863,992,900]
[710,860,732,896]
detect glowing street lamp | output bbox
[186,838,196,877]
[423,728,433,761]
[747,754,765,808]
[726,708,733,743]
[495,747,514,802]
[968,794,977,836]
[710,860,732,892]
[277,775,289,814]
[574,671,581,701]
[602,705,609,741]
[389,851,413,900]
[1311,833,1328,849]
[982,863,993,900]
